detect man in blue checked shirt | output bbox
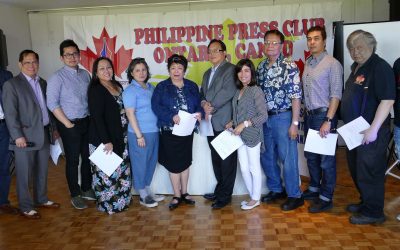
[257,29,304,211]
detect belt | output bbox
[268,109,292,116]
[70,116,88,123]
[306,107,328,115]
[0,119,5,124]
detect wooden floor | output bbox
[1,148,400,250]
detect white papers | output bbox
[199,115,214,136]
[337,116,370,150]
[88,143,123,177]
[211,130,244,160]
[172,110,197,136]
[50,139,63,165]
[304,129,338,156]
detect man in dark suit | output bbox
[200,39,237,209]
[0,67,19,215]
[2,50,60,219]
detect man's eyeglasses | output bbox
[207,49,223,55]
[22,61,39,66]
[264,41,282,46]
[63,52,80,59]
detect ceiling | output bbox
[0,0,204,11]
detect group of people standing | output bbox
[0,26,398,224]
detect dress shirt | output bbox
[47,66,90,120]
[0,103,4,119]
[208,63,221,88]
[303,51,343,110]
[256,53,302,111]
[23,73,49,126]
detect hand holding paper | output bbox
[211,130,243,160]
[89,143,123,177]
[304,129,338,156]
[337,116,370,150]
[172,110,197,136]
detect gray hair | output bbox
[346,29,377,53]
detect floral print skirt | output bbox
[89,144,132,214]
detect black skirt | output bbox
[158,130,194,173]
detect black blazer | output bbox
[88,82,125,157]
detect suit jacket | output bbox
[200,60,237,131]
[0,68,13,106]
[2,73,56,151]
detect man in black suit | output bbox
[200,39,237,209]
[0,67,19,215]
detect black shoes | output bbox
[281,197,304,211]
[203,193,216,201]
[303,189,319,200]
[168,197,182,210]
[181,193,195,205]
[308,199,333,213]
[211,201,229,209]
[261,191,287,202]
[346,203,362,213]
[349,214,386,225]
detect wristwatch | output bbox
[324,117,332,123]
[244,120,249,128]
[292,121,299,126]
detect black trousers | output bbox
[207,130,238,204]
[345,125,390,218]
[57,117,91,197]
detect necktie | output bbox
[208,67,216,89]
[32,79,49,125]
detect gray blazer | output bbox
[200,61,237,131]
[232,85,268,148]
[2,73,56,151]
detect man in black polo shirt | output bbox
[341,30,395,225]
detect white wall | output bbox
[26,0,390,79]
[0,3,32,75]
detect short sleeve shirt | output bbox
[122,80,158,133]
[256,53,302,111]
[341,53,395,124]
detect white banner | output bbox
[64,2,342,193]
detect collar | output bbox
[22,72,39,83]
[211,60,226,72]
[308,51,328,64]
[63,65,80,73]
[265,53,284,66]
[131,79,150,89]
[351,53,378,73]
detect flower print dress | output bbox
[89,94,132,214]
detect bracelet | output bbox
[137,136,143,140]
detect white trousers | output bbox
[237,142,262,201]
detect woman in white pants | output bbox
[226,59,268,210]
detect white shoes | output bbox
[241,200,260,210]
[152,194,165,202]
[397,214,400,221]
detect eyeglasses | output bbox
[207,49,223,55]
[264,41,282,46]
[63,52,80,59]
[22,61,39,66]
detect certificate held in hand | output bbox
[211,130,244,160]
[89,143,123,177]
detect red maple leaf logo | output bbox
[294,50,311,78]
[80,28,133,78]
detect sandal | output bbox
[181,193,195,205]
[169,196,181,210]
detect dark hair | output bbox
[307,25,327,41]
[234,58,257,89]
[19,50,39,63]
[167,54,188,72]
[207,39,227,51]
[89,57,117,86]
[126,57,151,83]
[264,29,285,43]
[59,39,80,56]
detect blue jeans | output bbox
[261,111,302,198]
[394,125,400,158]
[0,122,11,205]
[128,132,159,190]
[304,112,337,201]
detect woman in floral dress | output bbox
[88,57,131,214]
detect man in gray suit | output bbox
[200,39,237,209]
[2,50,60,219]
